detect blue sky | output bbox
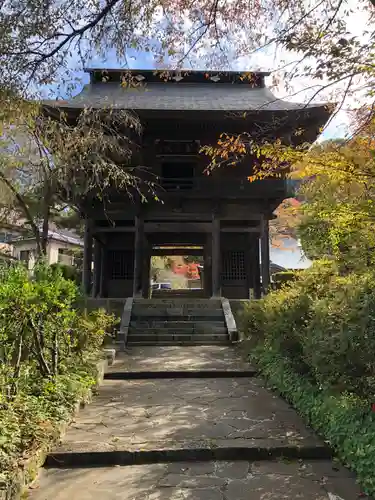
[270,239,311,269]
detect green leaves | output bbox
[0,262,116,491]
[240,260,375,495]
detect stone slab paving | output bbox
[108,346,251,373]
[52,376,322,453]
[28,460,365,499]
[27,346,367,499]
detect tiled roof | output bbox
[47,229,83,246]
[43,82,328,113]
[10,228,83,247]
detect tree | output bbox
[247,121,375,269]
[0,0,374,128]
[0,104,154,259]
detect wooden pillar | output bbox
[260,217,270,295]
[142,239,151,298]
[245,235,254,299]
[82,218,93,296]
[99,245,107,298]
[204,236,212,297]
[133,214,144,297]
[92,239,102,297]
[211,215,221,297]
[253,235,262,299]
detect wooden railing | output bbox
[157,177,287,197]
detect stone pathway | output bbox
[28,346,367,499]
[107,346,250,373]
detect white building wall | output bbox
[13,239,81,267]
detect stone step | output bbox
[131,307,224,318]
[152,291,207,298]
[127,332,229,342]
[107,346,253,373]
[128,326,228,336]
[131,315,225,323]
[129,320,226,329]
[34,459,363,500]
[41,376,331,467]
[127,339,231,346]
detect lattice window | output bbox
[221,250,246,281]
[108,250,134,280]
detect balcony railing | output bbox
[157,177,287,197]
[161,177,195,191]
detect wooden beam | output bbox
[94,222,213,233]
[221,227,260,233]
[253,237,261,299]
[92,240,101,298]
[94,226,135,233]
[99,247,107,298]
[142,240,151,299]
[145,222,211,233]
[152,248,203,256]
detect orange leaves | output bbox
[201,132,248,170]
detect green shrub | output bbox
[240,259,375,394]
[0,262,116,491]
[239,258,375,494]
[246,344,375,495]
[302,272,375,395]
[51,262,80,283]
[273,271,297,282]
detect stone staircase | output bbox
[126,298,230,346]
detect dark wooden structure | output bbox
[43,69,332,300]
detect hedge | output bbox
[239,259,375,495]
[0,263,116,496]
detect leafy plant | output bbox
[0,262,115,492]
[245,344,375,495]
[239,259,375,494]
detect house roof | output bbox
[10,228,83,247]
[270,262,286,273]
[42,69,332,115]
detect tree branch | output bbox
[0,171,42,255]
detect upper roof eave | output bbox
[83,67,272,77]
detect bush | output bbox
[271,270,300,291]
[239,259,375,495]
[0,262,116,491]
[240,259,375,395]
[51,262,81,284]
[246,345,375,495]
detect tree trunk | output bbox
[30,318,51,377]
[0,172,43,255]
[51,329,58,376]
[9,332,24,400]
[41,197,50,257]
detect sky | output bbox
[270,238,311,269]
